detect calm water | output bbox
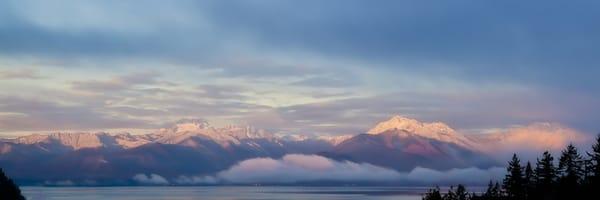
[23,186,427,200]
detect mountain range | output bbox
[0,116,583,185]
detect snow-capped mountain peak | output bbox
[154,119,279,148]
[172,119,210,132]
[367,115,475,148]
[368,115,453,135]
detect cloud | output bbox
[291,75,359,88]
[175,154,504,185]
[0,1,599,136]
[262,87,600,135]
[0,96,150,132]
[217,154,401,183]
[3,0,599,85]
[471,122,589,161]
[0,69,273,133]
[71,71,161,92]
[195,84,247,99]
[0,68,44,79]
[132,173,169,185]
[211,58,324,78]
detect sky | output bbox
[0,0,599,137]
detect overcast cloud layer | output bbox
[1,0,599,136]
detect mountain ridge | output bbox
[0,115,586,185]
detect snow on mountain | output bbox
[153,119,277,148]
[367,115,476,149]
[112,133,155,149]
[278,133,353,145]
[14,132,106,150]
[2,118,350,152]
[10,132,154,150]
[316,135,354,145]
[172,119,210,132]
[320,115,500,171]
[277,134,310,142]
[0,116,497,153]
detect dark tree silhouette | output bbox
[504,154,525,200]
[558,144,583,183]
[524,162,534,200]
[584,134,600,199]
[444,185,458,200]
[0,168,26,200]
[442,185,469,200]
[454,185,469,200]
[588,135,600,182]
[423,186,443,200]
[533,151,557,200]
[535,151,557,186]
[557,144,583,199]
[524,162,534,184]
[421,137,600,200]
[473,181,502,200]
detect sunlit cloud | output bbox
[0,68,44,79]
[171,154,504,185]
[471,122,589,161]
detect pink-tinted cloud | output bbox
[0,68,44,80]
[174,154,504,185]
[471,122,589,161]
[216,154,401,183]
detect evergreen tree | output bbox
[419,139,600,200]
[534,151,557,200]
[455,184,468,200]
[583,159,592,183]
[481,180,502,200]
[558,144,583,184]
[524,162,534,200]
[423,186,443,200]
[535,151,557,186]
[0,168,26,200]
[557,144,583,199]
[493,182,501,198]
[588,135,600,181]
[524,162,535,184]
[584,134,600,200]
[503,154,525,200]
[443,186,457,200]
[443,185,468,200]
